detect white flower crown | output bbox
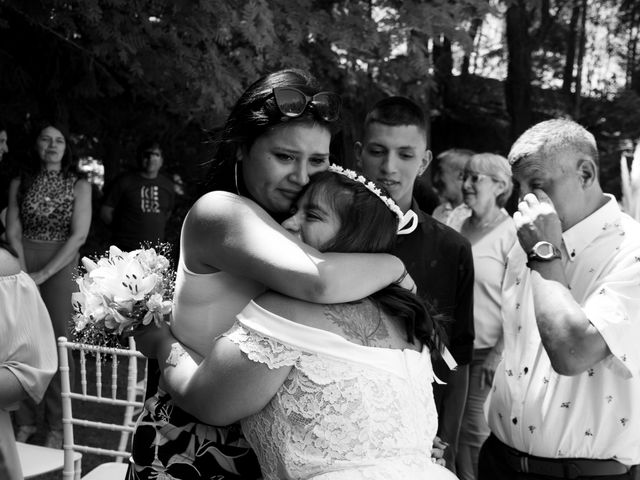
[327,164,418,234]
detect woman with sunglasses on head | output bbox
[456,153,515,480]
[137,168,458,480]
[127,69,415,480]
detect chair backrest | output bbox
[59,336,147,479]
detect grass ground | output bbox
[19,352,147,479]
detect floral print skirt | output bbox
[126,389,261,480]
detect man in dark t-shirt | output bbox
[356,97,474,474]
[101,140,175,251]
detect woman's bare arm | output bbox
[6,178,26,270]
[185,191,406,303]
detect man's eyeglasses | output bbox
[273,87,341,122]
[463,171,494,184]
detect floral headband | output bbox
[328,164,418,235]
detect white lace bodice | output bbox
[224,301,458,480]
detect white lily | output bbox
[70,245,175,343]
[71,291,104,319]
[81,256,99,273]
[143,293,173,327]
[89,257,159,303]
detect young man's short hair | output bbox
[364,96,427,140]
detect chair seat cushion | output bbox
[82,461,129,480]
[17,441,82,478]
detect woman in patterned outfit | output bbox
[5,122,92,448]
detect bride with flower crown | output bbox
[136,169,457,480]
[129,68,454,480]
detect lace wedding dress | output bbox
[224,301,458,480]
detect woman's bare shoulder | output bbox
[193,190,258,212]
[189,190,275,229]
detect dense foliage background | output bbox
[2,0,640,253]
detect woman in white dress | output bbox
[139,169,458,480]
[127,69,420,480]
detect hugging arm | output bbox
[148,325,291,426]
[142,191,408,417]
[136,295,290,425]
[185,191,407,303]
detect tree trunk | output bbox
[433,35,453,102]
[505,0,532,142]
[629,31,638,89]
[573,0,587,118]
[461,17,483,76]
[433,36,453,80]
[629,7,640,92]
[562,1,580,97]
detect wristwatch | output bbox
[527,241,561,262]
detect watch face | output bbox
[536,243,554,258]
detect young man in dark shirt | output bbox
[356,97,475,474]
[101,140,175,251]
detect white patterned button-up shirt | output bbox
[486,195,640,466]
[432,202,471,232]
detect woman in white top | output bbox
[456,154,515,480]
[0,241,57,480]
[140,168,457,480]
[127,69,416,480]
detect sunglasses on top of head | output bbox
[273,87,341,123]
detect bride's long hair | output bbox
[303,171,447,353]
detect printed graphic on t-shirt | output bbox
[140,186,161,213]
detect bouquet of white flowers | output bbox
[71,245,175,346]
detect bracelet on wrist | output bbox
[394,267,408,285]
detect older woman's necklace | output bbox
[470,210,504,230]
